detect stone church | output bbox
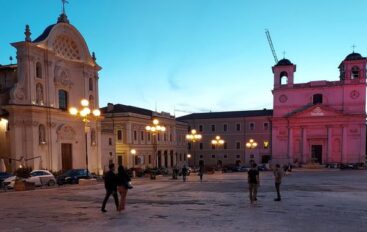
[272,54,366,165]
[0,12,102,174]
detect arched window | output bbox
[89,78,93,91]
[313,94,323,104]
[351,66,360,79]
[36,83,44,105]
[89,95,95,109]
[280,71,288,85]
[91,129,96,146]
[36,62,42,78]
[39,124,46,145]
[58,90,68,110]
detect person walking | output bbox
[247,163,259,204]
[199,165,204,182]
[273,164,283,201]
[182,165,188,182]
[116,165,131,212]
[101,163,119,213]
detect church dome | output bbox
[344,52,364,61]
[275,58,293,66]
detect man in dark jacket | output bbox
[101,163,119,213]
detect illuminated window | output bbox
[264,141,269,149]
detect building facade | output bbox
[0,12,103,174]
[177,110,273,167]
[272,55,366,165]
[101,103,188,170]
[180,53,366,167]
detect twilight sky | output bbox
[1,0,367,116]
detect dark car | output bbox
[0,172,12,186]
[57,169,92,185]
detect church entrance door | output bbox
[311,145,322,164]
[61,143,72,170]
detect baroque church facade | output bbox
[0,13,103,174]
[271,55,366,165]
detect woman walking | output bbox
[116,165,131,212]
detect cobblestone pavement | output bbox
[1,170,367,232]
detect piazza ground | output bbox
[1,170,367,232]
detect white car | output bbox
[3,170,56,188]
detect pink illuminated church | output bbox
[271,53,366,165]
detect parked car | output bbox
[234,165,250,172]
[56,169,92,185]
[3,170,56,188]
[0,172,12,187]
[0,172,12,185]
[258,164,269,171]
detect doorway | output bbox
[311,145,322,164]
[61,143,72,170]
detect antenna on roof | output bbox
[9,56,13,65]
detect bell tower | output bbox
[338,52,367,83]
[272,58,296,89]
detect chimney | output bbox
[107,103,114,112]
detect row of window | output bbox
[189,122,269,133]
[35,62,95,91]
[198,154,242,159]
[116,129,185,143]
[189,141,270,150]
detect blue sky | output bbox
[1,0,367,116]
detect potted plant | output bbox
[14,166,35,191]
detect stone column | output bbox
[301,127,307,163]
[360,124,366,163]
[341,125,347,163]
[327,126,332,164]
[288,127,293,162]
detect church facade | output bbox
[0,13,103,174]
[271,55,366,165]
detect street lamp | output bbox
[186,129,202,167]
[246,139,258,164]
[69,99,100,176]
[145,119,166,168]
[131,149,136,168]
[211,135,225,148]
[131,149,136,177]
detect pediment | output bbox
[287,105,344,118]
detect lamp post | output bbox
[186,129,202,167]
[187,154,191,165]
[246,139,258,165]
[211,135,225,148]
[131,149,136,177]
[69,99,100,176]
[145,119,166,168]
[211,136,225,169]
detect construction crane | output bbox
[265,29,279,64]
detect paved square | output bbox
[1,170,367,232]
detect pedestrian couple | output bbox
[247,163,283,204]
[101,163,132,213]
